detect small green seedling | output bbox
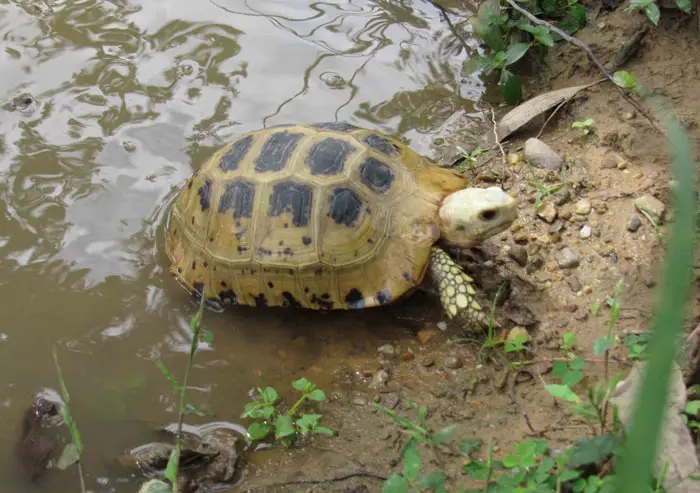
[612,70,638,93]
[572,118,594,135]
[242,376,332,448]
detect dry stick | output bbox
[503,0,664,136]
[489,106,508,183]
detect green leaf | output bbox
[462,56,498,76]
[545,384,581,403]
[296,413,322,432]
[685,401,700,415]
[593,338,614,356]
[570,357,585,371]
[503,43,531,66]
[56,443,80,470]
[262,386,279,403]
[676,0,691,12]
[292,378,312,392]
[403,440,422,481]
[460,438,482,455]
[561,331,577,349]
[307,389,326,401]
[552,360,568,378]
[274,415,296,439]
[562,370,583,386]
[572,118,594,128]
[433,424,457,444]
[612,70,637,91]
[164,448,179,487]
[644,3,660,24]
[591,303,600,316]
[569,4,587,27]
[383,472,410,493]
[313,426,334,436]
[567,435,620,468]
[138,479,173,493]
[558,468,583,482]
[499,68,522,105]
[419,471,447,489]
[502,453,519,468]
[247,422,271,440]
[464,460,490,480]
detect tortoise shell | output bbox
[165,122,469,310]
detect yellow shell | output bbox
[165,122,468,310]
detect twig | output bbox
[488,106,508,184]
[507,369,539,433]
[243,471,388,490]
[503,0,664,135]
[428,0,473,57]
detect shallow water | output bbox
[0,0,484,490]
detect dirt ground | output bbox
[229,6,700,492]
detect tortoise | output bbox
[165,122,518,332]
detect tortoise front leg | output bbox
[428,246,493,333]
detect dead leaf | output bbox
[496,83,600,141]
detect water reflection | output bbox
[0,0,484,491]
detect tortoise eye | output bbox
[480,209,498,221]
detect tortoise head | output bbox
[438,187,517,247]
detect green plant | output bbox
[242,376,332,447]
[612,70,638,93]
[465,0,586,104]
[624,0,690,26]
[572,118,594,135]
[456,146,488,172]
[622,332,652,360]
[53,349,86,493]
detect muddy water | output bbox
[0,1,483,491]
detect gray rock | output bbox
[549,219,565,234]
[509,245,528,267]
[524,138,564,170]
[556,248,580,269]
[369,369,390,389]
[635,195,666,223]
[610,362,700,493]
[574,199,592,215]
[567,276,582,293]
[627,215,642,232]
[444,356,463,369]
[526,254,544,274]
[552,186,571,206]
[537,201,558,223]
[377,344,396,357]
[579,225,592,239]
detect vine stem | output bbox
[503,0,665,136]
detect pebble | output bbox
[513,230,529,243]
[353,397,368,406]
[377,344,396,357]
[444,356,463,370]
[592,200,608,214]
[635,195,666,223]
[400,351,414,362]
[421,357,435,368]
[526,254,544,274]
[508,245,528,267]
[549,219,565,234]
[556,248,580,269]
[568,276,582,292]
[524,138,564,170]
[574,199,592,215]
[537,201,558,223]
[579,225,592,239]
[417,329,439,345]
[369,369,390,389]
[627,215,642,232]
[552,187,571,206]
[559,206,573,220]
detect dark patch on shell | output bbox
[359,157,395,194]
[282,292,301,308]
[345,288,365,309]
[219,290,237,305]
[310,122,359,133]
[402,272,414,282]
[307,138,353,175]
[364,133,399,156]
[268,181,313,227]
[254,294,268,307]
[219,180,255,218]
[255,131,304,173]
[267,282,274,288]
[376,289,391,305]
[302,235,312,246]
[193,282,204,295]
[220,135,253,172]
[311,293,334,310]
[198,180,212,211]
[328,188,363,227]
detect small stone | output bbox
[573,308,588,321]
[559,206,573,220]
[601,156,618,169]
[513,230,529,243]
[536,234,551,245]
[509,245,528,267]
[421,357,435,368]
[592,200,608,214]
[508,152,523,165]
[579,225,592,239]
[353,397,368,406]
[622,111,636,120]
[574,199,592,215]
[369,369,390,389]
[524,138,564,170]
[526,254,544,274]
[549,219,565,234]
[635,195,666,223]
[556,248,580,269]
[537,201,558,223]
[583,285,592,294]
[567,277,582,292]
[552,186,571,206]
[417,329,439,345]
[617,161,628,170]
[377,344,396,357]
[444,356,463,370]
